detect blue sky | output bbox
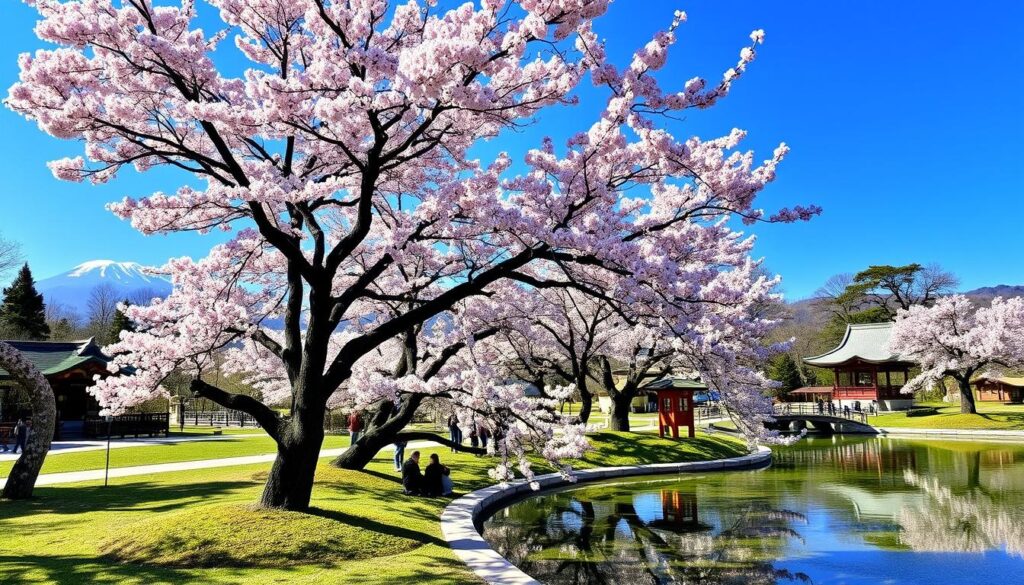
[0,0,1021,299]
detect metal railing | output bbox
[773,402,868,424]
[183,410,261,428]
[85,413,170,438]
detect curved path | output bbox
[440,446,772,585]
[0,440,436,488]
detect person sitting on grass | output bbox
[423,453,454,497]
[401,451,423,495]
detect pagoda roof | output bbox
[642,377,708,391]
[803,323,909,367]
[0,338,113,379]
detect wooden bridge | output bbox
[769,403,878,435]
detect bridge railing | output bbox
[773,403,868,425]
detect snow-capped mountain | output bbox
[36,260,172,317]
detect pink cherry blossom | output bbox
[8,0,814,508]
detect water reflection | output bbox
[486,484,810,584]
[900,469,1024,557]
[483,438,1024,584]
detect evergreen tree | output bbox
[107,301,134,345]
[0,264,50,340]
[768,353,804,397]
[50,318,77,341]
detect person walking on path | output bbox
[0,425,8,453]
[11,419,30,455]
[446,413,462,452]
[393,440,407,472]
[347,411,363,446]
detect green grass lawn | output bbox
[0,431,747,585]
[870,401,1024,430]
[0,435,350,478]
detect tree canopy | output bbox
[9,0,815,510]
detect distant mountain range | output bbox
[961,284,1024,298]
[36,260,172,317]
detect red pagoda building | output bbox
[803,323,915,411]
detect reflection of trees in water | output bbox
[900,470,1024,557]
[485,490,812,585]
[777,438,918,489]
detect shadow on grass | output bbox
[0,553,198,585]
[308,506,446,548]
[0,479,258,518]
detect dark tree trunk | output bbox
[577,389,594,424]
[332,424,400,470]
[259,402,325,511]
[608,393,633,431]
[959,376,977,414]
[332,394,425,470]
[1,341,56,500]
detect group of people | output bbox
[344,408,487,497]
[0,418,31,454]
[400,450,454,497]
[815,399,877,417]
[447,414,490,452]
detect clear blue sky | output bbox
[1,1,1022,299]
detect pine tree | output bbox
[768,353,804,397]
[107,301,134,345]
[0,263,50,340]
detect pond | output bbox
[481,437,1024,584]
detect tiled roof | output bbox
[975,376,1024,388]
[641,377,708,390]
[0,338,112,378]
[803,323,907,367]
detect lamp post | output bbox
[104,414,113,487]
[178,394,187,433]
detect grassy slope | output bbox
[0,431,747,585]
[0,435,350,477]
[871,401,1024,430]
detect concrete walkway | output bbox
[0,441,434,489]
[0,432,267,461]
[876,427,1024,441]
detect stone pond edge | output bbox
[439,446,773,585]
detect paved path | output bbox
[0,441,435,489]
[0,433,267,461]
[876,427,1024,441]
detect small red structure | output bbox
[649,378,702,438]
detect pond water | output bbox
[481,437,1024,584]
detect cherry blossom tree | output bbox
[8,0,816,510]
[489,264,786,432]
[889,295,1024,414]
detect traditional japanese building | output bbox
[973,376,1024,403]
[0,339,115,436]
[803,323,915,411]
[650,377,704,438]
